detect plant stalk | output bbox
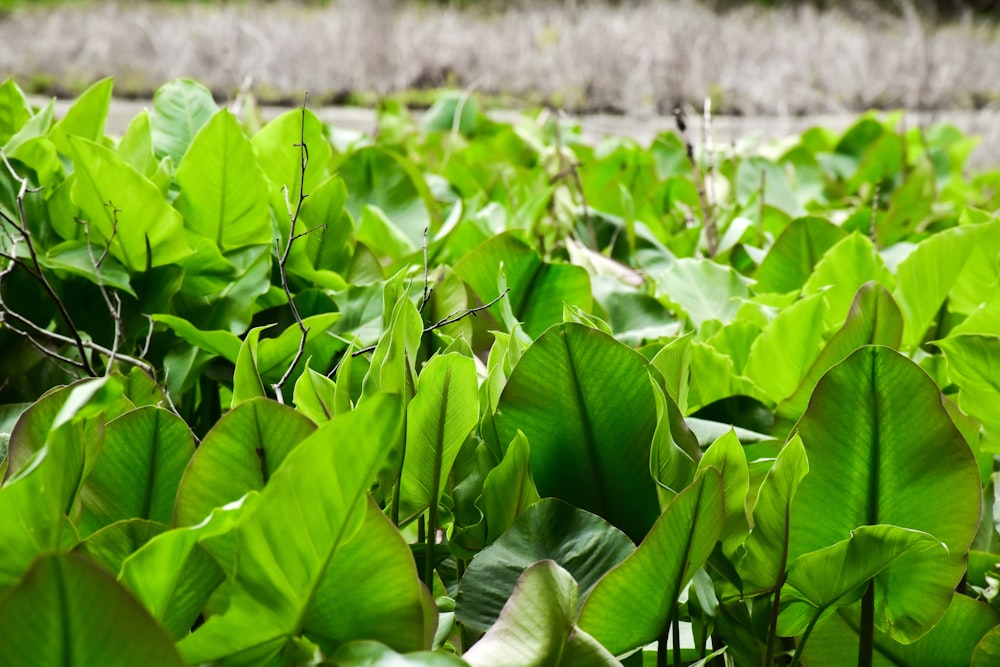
[858,580,875,667]
[673,612,682,667]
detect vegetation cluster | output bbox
[1,77,1000,665]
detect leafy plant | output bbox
[1,76,999,665]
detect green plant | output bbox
[1,76,1000,665]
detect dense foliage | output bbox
[2,77,1000,665]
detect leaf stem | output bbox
[858,580,875,667]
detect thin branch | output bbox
[549,112,594,249]
[0,150,96,374]
[419,227,433,313]
[673,107,716,257]
[271,93,312,404]
[79,213,124,375]
[347,288,511,360]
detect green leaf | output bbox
[479,431,541,545]
[494,322,660,542]
[232,325,271,406]
[340,146,437,248]
[0,78,32,144]
[0,446,80,591]
[174,109,272,250]
[454,232,592,339]
[75,519,167,576]
[78,406,194,537]
[151,78,219,166]
[293,365,339,422]
[754,217,847,294]
[173,398,316,526]
[69,137,190,270]
[175,242,272,333]
[780,525,955,639]
[972,626,1000,667]
[47,77,113,156]
[463,561,620,667]
[788,346,981,640]
[697,429,750,555]
[801,593,999,667]
[801,233,893,329]
[893,222,986,348]
[152,313,242,362]
[0,553,182,666]
[327,641,470,667]
[252,106,331,230]
[119,504,245,640]
[743,292,826,404]
[455,498,634,635]
[178,394,434,662]
[361,274,422,403]
[421,92,480,137]
[655,257,752,329]
[777,282,903,423]
[399,353,479,519]
[738,434,809,593]
[577,469,725,656]
[937,334,1000,441]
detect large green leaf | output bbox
[454,232,592,339]
[399,352,479,520]
[743,292,826,404]
[455,498,635,635]
[788,345,981,639]
[173,398,316,526]
[0,553,182,666]
[0,78,32,144]
[780,525,956,640]
[463,561,620,667]
[800,593,999,667]
[78,406,194,537]
[150,78,219,166]
[174,109,272,250]
[937,334,1000,442]
[340,146,437,248]
[577,469,724,656]
[494,322,660,541]
[69,137,190,270]
[801,232,893,329]
[75,519,167,576]
[178,395,434,662]
[893,222,986,348]
[654,257,752,329]
[47,77,113,156]
[776,282,903,424]
[251,106,331,231]
[119,499,249,640]
[754,216,847,294]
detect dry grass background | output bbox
[2,0,999,115]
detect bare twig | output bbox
[345,288,511,361]
[271,94,312,404]
[0,150,96,375]
[673,107,716,257]
[79,210,125,375]
[548,112,594,249]
[758,168,767,246]
[419,227,433,313]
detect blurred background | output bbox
[1,0,998,165]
